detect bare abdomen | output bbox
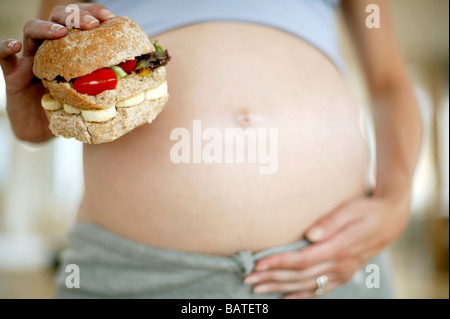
[79,22,368,255]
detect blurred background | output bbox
[0,0,448,298]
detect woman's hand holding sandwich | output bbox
[0,2,115,143]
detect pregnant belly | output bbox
[78,22,369,255]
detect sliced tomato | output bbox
[118,58,137,73]
[73,69,118,96]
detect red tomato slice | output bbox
[118,58,137,73]
[73,69,118,95]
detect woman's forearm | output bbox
[371,78,423,200]
[341,0,423,201]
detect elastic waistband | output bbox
[67,221,310,275]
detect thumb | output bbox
[305,200,365,243]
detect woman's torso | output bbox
[78,0,368,256]
[78,21,368,255]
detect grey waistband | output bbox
[55,221,394,298]
[66,221,310,275]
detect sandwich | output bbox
[32,16,171,144]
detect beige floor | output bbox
[0,216,448,299]
[389,216,449,299]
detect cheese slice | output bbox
[116,92,145,108]
[63,104,81,114]
[41,93,62,111]
[144,81,168,101]
[81,107,117,122]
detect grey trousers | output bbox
[54,221,395,299]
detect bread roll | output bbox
[32,16,170,144]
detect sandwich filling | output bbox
[71,44,170,96]
[42,81,168,122]
[41,41,170,112]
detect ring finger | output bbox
[252,272,338,295]
[245,260,333,286]
[282,280,342,299]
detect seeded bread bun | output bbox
[33,16,154,81]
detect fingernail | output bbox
[7,40,18,48]
[50,24,64,32]
[244,276,258,285]
[83,15,100,26]
[254,264,269,271]
[307,227,324,241]
[100,9,116,19]
[253,285,268,294]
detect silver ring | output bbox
[315,275,328,295]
